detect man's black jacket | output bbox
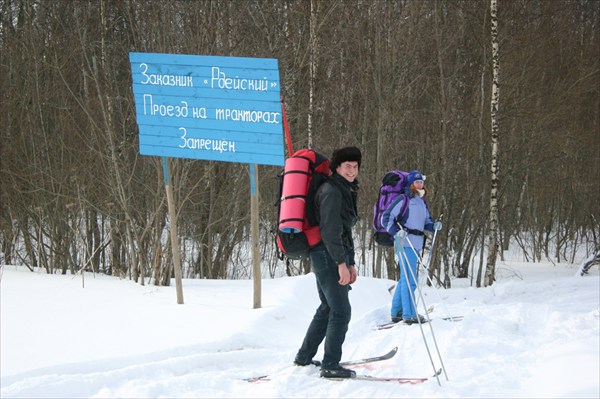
[312,173,359,267]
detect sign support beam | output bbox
[163,157,184,304]
[250,164,261,308]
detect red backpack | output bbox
[276,149,331,260]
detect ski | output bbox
[375,321,400,330]
[376,313,463,330]
[375,319,429,330]
[244,347,398,383]
[244,375,276,383]
[340,346,398,366]
[442,315,464,321]
[327,368,442,384]
[327,375,428,384]
[375,305,436,330]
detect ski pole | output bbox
[404,215,455,315]
[401,234,449,382]
[392,223,437,307]
[394,234,441,386]
[415,214,443,285]
[423,214,443,276]
[394,222,444,287]
[405,230,458,324]
[404,228,442,298]
[419,215,459,322]
[394,220,453,319]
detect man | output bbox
[293,146,361,379]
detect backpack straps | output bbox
[396,193,410,226]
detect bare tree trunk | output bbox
[307,0,316,150]
[485,0,500,287]
[434,0,448,217]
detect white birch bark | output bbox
[485,0,500,287]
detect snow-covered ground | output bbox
[1,258,598,398]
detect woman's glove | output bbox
[433,220,443,231]
[396,229,408,240]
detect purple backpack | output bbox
[372,170,410,247]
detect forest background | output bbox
[1,0,598,287]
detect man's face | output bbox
[337,161,359,182]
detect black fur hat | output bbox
[330,146,362,171]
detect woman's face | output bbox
[413,180,424,189]
[337,161,359,182]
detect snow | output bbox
[1,259,598,398]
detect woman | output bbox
[381,170,441,324]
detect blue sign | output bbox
[129,53,284,166]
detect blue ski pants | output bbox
[391,246,419,320]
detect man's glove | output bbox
[433,220,443,231]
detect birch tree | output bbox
[483,0,500,287]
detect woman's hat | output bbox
[407,170,426,186]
